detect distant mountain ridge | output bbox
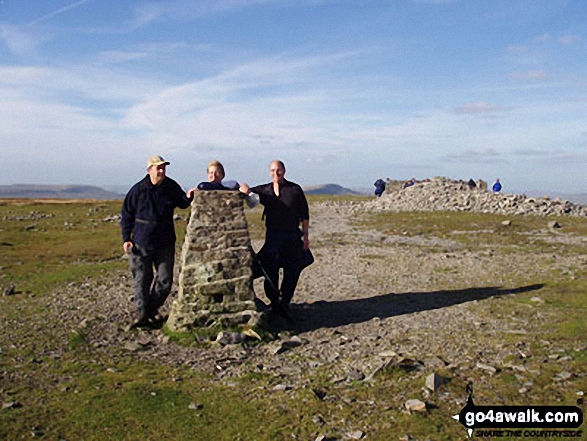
[0,184,123,200]
[303,184,361,195]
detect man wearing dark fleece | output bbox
[121,155,192,327]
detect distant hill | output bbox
[303,184,362,196]
[0,184,123,200]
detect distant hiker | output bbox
[403,178,416,189]
[467,179,477,190]
[121,155,193,328]
[492,179,502,193]
[374,179,386,197]
[477,179,488,191]
[239,160,312,319]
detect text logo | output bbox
[452,387,583,438]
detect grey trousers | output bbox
[129,243,175,316]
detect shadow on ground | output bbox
[264,284,544,333]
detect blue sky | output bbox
[1,0,586,194]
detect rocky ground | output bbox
[44,198,585,405]
[3,190,585,440]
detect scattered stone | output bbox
[216,331,244,346]
[312,388,328,401]
[272,339,304,355]
[272,384,293,391]
[548,221,561,229]
[554,371,573,381]
[423,356,447,368]
[476,362,498,375]
[242,328,262,341]
[365,359,395,381]
[123,341,143,352]
[347,369,365,382]
[501,220,512,226]
[2,401,23,409]
[30,426,44,437]
[378,350,398,358]
[3,284,15,296]
[530,297,544,304]
[312,415,326,425]
[346,430,364,439]
[405,399,427,412]
[425,373,444,393]
[189,403,204,410]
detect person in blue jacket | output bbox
[492,179,502,193]
[121,155,192,327]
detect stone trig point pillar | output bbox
[166,191,260,332]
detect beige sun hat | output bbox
[147,155,170,168]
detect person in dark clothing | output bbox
[187,160,240,196]
[374,179,386,197]
[121,155,192,327]
[239,160,311,318]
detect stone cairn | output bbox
[166,191,261,332]
[362,176,587,217]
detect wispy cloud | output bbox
[453,101,511,115]
[558,35,580,46]
[0,24,45,56]
[443,148,504,164]
[129,0,327,29]
[27,0,90,26]
[509,70,550,81]
[514,149,586,163]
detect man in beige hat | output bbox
[121,155,192,327]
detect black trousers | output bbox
[257,230,304,306]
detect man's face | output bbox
[270,161,285,184]
[148,164,166,185]
[207,166,223,184]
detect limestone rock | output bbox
[405,399,427,412]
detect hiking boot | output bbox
[279,302,293,320]
[129,309,149,329]
[254,297,269,312]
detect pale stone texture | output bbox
[364,177,587,217]
[166,191,260,332]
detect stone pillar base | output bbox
[167,191,261,332]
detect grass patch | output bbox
[0,199,191,296]
[357,210,587,253]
